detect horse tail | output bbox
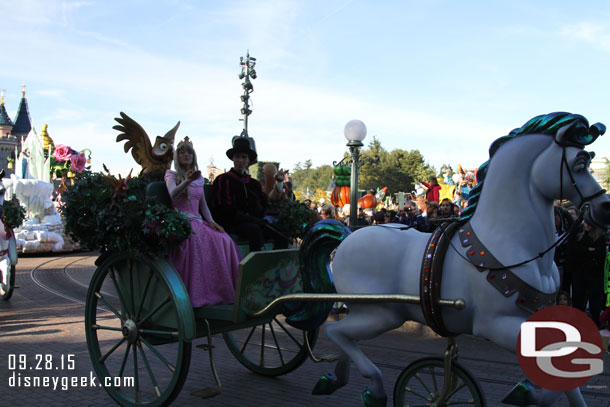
[284,219,351,330]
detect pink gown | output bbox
[165,170,242,307]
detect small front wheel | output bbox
[0,258,15,300]
[393,357,485,407]
[223,317,317,377]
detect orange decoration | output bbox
[331,185,351,207]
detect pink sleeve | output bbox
[164,170,176,182]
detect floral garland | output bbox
[60,171,191,256]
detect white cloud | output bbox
[561,22,610,52]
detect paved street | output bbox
[0,252,609,406]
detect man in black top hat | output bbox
[210,137,288,251]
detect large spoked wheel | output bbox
[222,317,318,376]
[0,258,15,301]
[393,357,485,407]
[85,253,196,407]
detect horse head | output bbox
[530,114,610,229]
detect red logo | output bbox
[516,305,604,391]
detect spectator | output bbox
[373,211,386,225]
[439,198,453,218]
[401,200,427,231]
[320,204,335,220]
[556,290,571,306]
[385,210,396,224]
[554,205,575,294]
[421,177,442,203]
[571,221,607,328]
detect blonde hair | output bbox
[173,143,199,188]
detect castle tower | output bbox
[0,89,18,175]
[12,83,32,144]
[0,89,13,137]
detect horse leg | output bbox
[321,305,405,405]
[311,353,350,395]
[478,316,586,407]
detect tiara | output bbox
[176,136,193,150]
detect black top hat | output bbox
[226,137,257,163]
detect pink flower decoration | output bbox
[71,152,87,173]
[53,144,73,162]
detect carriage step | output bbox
[196,343,215,351]
[191,386,221,399]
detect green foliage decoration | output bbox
[2,200,26,229]
[60,172,191,256]
[267,199,319,240]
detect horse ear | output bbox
[555,121,579,146]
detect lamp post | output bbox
[344,120,367,227]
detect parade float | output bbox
[2,126,88,253]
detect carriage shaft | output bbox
[250,293,465,318]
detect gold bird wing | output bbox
[113,112,180,176]
[113,112,154,170]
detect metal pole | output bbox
[348,141,362,227]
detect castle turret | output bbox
[0,89,13,137]
[12,83,32,144]
[0,89,19,175]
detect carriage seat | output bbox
[145,181,273,256]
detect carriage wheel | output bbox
[0,259,15,301]
[393,357,485,407]
[85,253,195,407]
[222,317,318,376]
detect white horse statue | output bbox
[299,113,610,407]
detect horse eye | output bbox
[159,143,167,150]
[573,162,586,172]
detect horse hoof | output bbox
[361,389,387,407]
[501,379,533,406]
[312,372,344,395]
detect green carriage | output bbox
[84,182,318,406]
[82,180,482,407]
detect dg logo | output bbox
[517,305,604,391]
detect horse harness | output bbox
[419,221,556,337]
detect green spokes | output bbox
[94,292,125,322]
[138,295,170,325]
[140,336,176,373]
[268,323,286,365]
[98,338,126,363]
[137,342,161,397]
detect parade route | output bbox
[1,252,609,407]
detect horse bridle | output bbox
[558,145,606,209]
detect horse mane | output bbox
[459,112,602,222]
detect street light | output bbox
[344,120,367,227]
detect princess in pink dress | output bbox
[165,137,241,307]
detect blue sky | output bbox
[2,0,610,177]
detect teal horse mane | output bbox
[460,112,604,222]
